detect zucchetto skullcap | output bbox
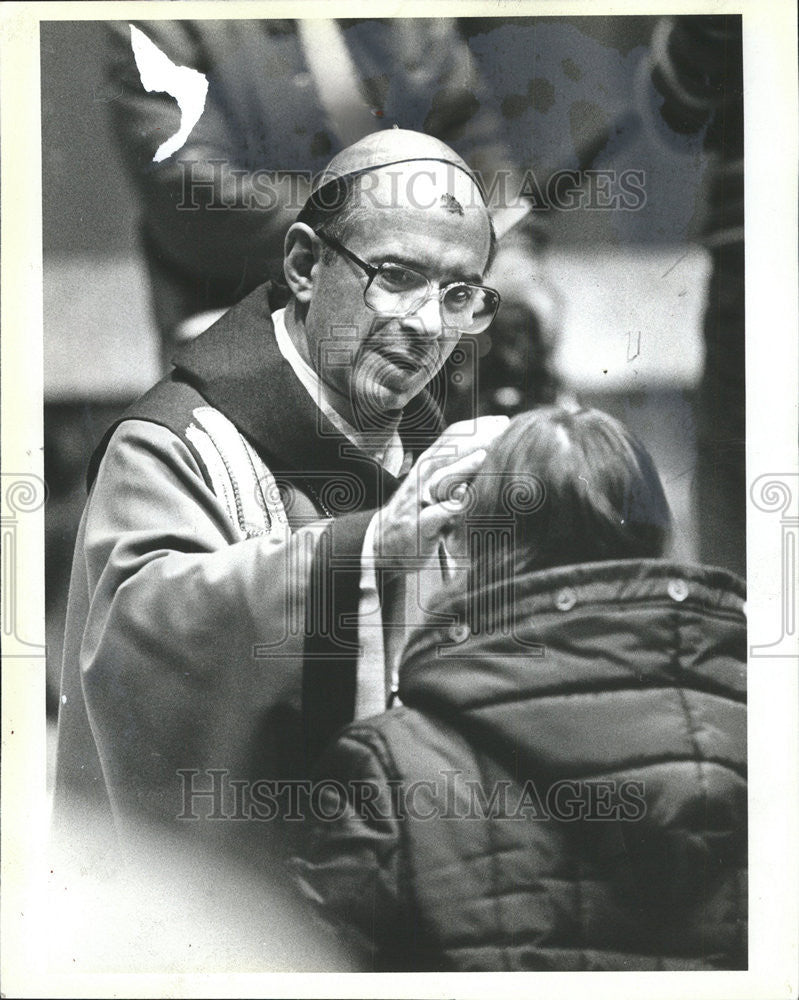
[310,128,486,202]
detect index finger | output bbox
[420,414,510,469]
[423,448,488,506]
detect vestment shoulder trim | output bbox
[186,406,289,541]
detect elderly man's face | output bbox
[303,163,492,417]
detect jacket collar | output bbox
[172,285,444,504]
[396,559,746,785]
[399,558,747,715]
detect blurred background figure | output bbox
[43,14,743,791]
[645,14,745,578]
[446,211,563,421]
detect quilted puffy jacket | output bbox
[293,559,747,971]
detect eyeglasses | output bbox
[315,231,500,335]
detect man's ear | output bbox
[284,223,322,303]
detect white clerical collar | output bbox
[272,307,408,477]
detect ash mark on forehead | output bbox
[440,193,465,216]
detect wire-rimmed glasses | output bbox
[315,231,500,335]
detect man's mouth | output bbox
[370,338,439,375]
[379,350,419,373]
[352,337,442,402]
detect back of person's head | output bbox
[462,406,672,578]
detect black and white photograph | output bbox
[1,1,796,996]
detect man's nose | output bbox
[398,293,443,339]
